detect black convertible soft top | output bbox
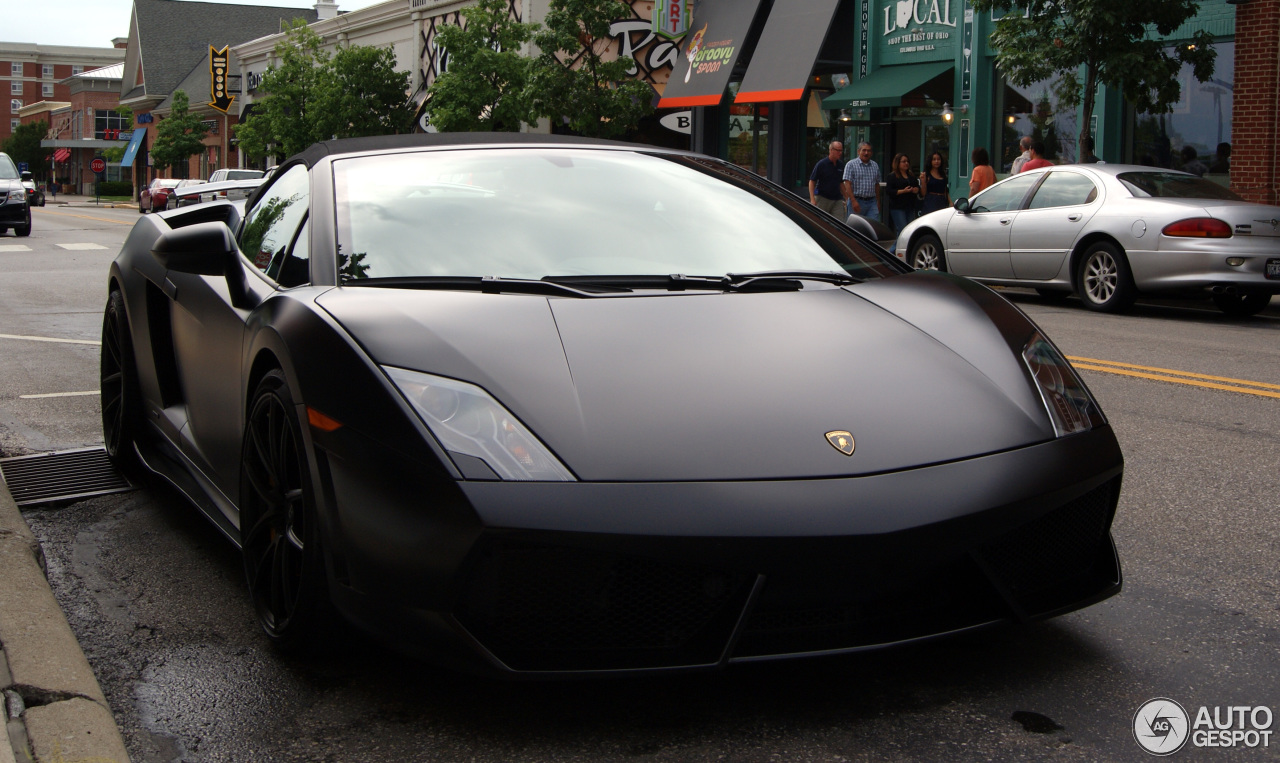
[293,131,659,168]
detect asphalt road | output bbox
[3,207,1278,762]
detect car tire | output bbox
[139,202,146,214]
[240,369,337,652]
[100,289,143,476]
[1211,291,1271,317]
[910,233,947,271]
[13,208,31,237]
[1075,242,1135,313]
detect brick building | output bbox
[1231,0,1279,205]
[34,64,131,193]
[1,41,125,143]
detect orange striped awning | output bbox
[53,148,71,162]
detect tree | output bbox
[423,0,538,132]
[529,0,653,140]
[150,90,208,177]
[235,19,328,161]
[971,0,1215,160]
[236,19,415,161]
[313,44,414,139]
[2,121,49,177]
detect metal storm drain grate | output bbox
[0,447,135,507]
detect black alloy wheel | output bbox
[1076,241,1135,313]
[240,369,334,650]
[1211,291,1271,317]
[100,290,141,474]
[910,233,946,271]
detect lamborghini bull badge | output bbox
[825,430,855,455]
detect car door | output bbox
[944,173,1041,279]
[167,164,310,503]
[1009,170,1102,280]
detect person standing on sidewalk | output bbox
[1022,140,1054,172]
[1011,135,1032,174]
[884,153,920,234]
[842,142,882,222]
[808,141,848,218]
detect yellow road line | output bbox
[36,208,133,225]
[20,390,99,399]
[1068,357,1280,399]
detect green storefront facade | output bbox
[684,0,1237,204]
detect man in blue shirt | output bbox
[842,142,881,222]
[808,141,847,218]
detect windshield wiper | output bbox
[544,274,731,291]
[346,276,620,297]
[725,270,860,289]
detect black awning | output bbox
[735,0,842,104]
[656,0,767,109]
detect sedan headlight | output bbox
[1022,334,1106,437]
[383,366,575,481]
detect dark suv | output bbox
[0,152,32,237]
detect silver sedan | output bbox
[894,164,1280,316]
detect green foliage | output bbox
[529,0,653,139]
[971,0,1215,155]
[423,0,538,132]
[2,121,50,176]
[316,45,415,138]
[150,91,208,176]
[236,19,414,161]
[98,180,134,196]
[114,105,134,127]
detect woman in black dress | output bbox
[884,153,921,234]
[919,151,951,215]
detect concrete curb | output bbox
[0,479,130,763]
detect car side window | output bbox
[239,165,309,283]
[970,174,1039,214]
[1027,172,1098,209]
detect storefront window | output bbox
[999,77,1079,171]
[727,84,770,176]
[1130,41,1232,183]
[94,109,129,140]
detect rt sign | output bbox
[91,158,107,173]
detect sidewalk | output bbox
[0,478,130,763]
[41,193,136,210]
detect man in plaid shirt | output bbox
[841,142,882,222]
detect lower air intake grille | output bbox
[0,447,135,507]
[456,543,750,671]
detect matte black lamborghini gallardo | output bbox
[100,133,1123,675]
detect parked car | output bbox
[139,178,184,213]
[102,133,1123,675]
[199,168,265,202]
[896,164,1280,316]
[20,171,45,207]
[0,152,31,236]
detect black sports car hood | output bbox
[318,274,1055,481]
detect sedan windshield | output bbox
[1117,172,1242,201]
[332,148,901,283]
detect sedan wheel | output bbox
[14,208,31,237]
[100,290,142,474]
[910,233,946,271]
[1076,242,1135,313]
[240,369,334,650]
[1211,291,1271,317]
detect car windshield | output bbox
[0,155,17,180]
[1117,172,1242,201]
[155,179,182,188]
[332,148,900,283]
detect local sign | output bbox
[652,0,692,40]
[90,157,106,173]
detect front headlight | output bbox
[1022,333,1106,437]
[383,366,575,482]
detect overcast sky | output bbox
[4,0,390,49]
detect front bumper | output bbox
[0,196,27,224]
[319,425,1123,675]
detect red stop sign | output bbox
[91,158,106,173]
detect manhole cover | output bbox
[0,447,135,507]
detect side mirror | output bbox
[953,197,971,214]
[151,221,250,307]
